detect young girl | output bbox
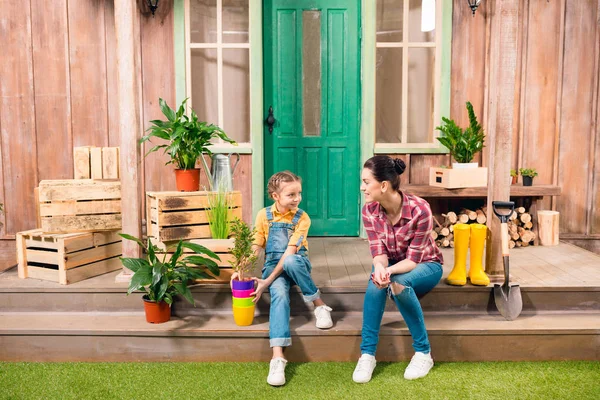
[238,171,333,386]
[353,156,443,383]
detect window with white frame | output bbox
[186,0,250,144]
[376,0,443,150]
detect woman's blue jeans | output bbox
[360,261,443,355]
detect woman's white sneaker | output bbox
[404,352,434,380]
[352,354,376,383]
[314,305,333,329]
[267,357,287,386]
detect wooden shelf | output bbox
[403,184,561,198]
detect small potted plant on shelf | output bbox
[510,169,518,185]
[229,218,258,326]
[140,98,236,192]
[519,168,538,187]
[119,233,221,324]
[435,101,485,168]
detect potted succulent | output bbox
[519,168,538,187]
[436,101,485,168]
[140,98,236,192]
[119,233,221,324]
[510,169,518,185]
[229,218,258,326]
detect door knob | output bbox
[265,106,276,134]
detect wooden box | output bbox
[74,146,120,179]
[38,179,122,233]
[429,167,488,189]
[156,238,236,283]
[146,191,242,242]
[16,229,122,285]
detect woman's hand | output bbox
[251,277,270,303]
[371,264,391,289]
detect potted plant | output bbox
[206,182,234,240]
[436,101,485,168]
[140,98,236,192]
[229,218,258,326]
[510,169,518,185]
[519,168,538,187]
[119,233,221,324]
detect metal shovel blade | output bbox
[494,283,523,321]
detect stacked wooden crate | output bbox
[17,148,123,285]
[146,191,242,283]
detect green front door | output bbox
[263,0,361,236]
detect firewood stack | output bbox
[431,206,536,249]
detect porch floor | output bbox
[1,238,599,290]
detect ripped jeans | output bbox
[360,261,443,355]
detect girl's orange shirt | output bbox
[253,205,311,250]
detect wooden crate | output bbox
[156,238,235,284]
[38,179,122,233]
[74,146,120,179]
[429,167,488,189]
[147,191,242,242]
[16,229,122,285]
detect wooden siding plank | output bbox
[31,0,73,181]
[104,0,120,147]
[0,0,38,236]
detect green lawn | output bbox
[1,361,599,399]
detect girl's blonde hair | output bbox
[267,171,302,199]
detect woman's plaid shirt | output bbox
[362,192,443,265]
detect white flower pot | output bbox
[452,162,479,169]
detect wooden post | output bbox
[114,0,142,280]
[485,0,520,277]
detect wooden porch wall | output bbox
[0,0,598,248]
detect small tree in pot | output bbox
[510,169,518,185]
[140,98,236,192]
[119,233,221,323]
[519,168,538,187]
[229,218,258,326]
[436,101,485,168]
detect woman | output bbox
[352,155,444,383]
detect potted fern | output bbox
[140,98,236,192]
[229,218,258,326]
[119,233,221,323]
[519,168,538,187]
[436,101,485,168]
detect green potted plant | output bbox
[140,98,236,192]
[436,101,485,168]
[519,168,538,187]
[119,233,221,324]
[510,169,518,185]
[206,182,234,240]
[229,218,258,326]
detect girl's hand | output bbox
[229,272,240,289]
[251,277,270,303]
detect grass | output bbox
[1,361,599,400]
[206,187,232,239]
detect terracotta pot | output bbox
[175,168,200,192]
[511,176,518,185]
[522,176,533,186]
[143,296,171,324]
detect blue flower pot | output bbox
[231,279,254,290]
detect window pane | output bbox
[302,11,321,137]
[409,0,435,42]
[223,0,249,43]
[376,48,403,143]
[190,0,217,43]
[407,48,435,143]
[191,49,218,127]
[223,49,250,142]
[377,0,403,42]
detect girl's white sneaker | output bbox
[314,305,333,329]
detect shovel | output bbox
[492,201,523,321]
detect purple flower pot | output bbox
[231,279,254,291]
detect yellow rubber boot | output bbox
[468,223,490,286]
[446,224,470,286]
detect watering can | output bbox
[200,153,240,191]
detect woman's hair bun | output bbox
[392,158,406,175]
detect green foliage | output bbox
[140,98,236,170]
[119,233,221,305]
[510,169,518,178]
[206,184,233,239]
[436,101,485,163]
[230,218,258,281]
[519,168,538,178]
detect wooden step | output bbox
[0,311,598,362]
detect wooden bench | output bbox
[404,184,561,245]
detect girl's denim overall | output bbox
[262,207,320,347]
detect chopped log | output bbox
[537,210,560,246]
[510,232,520,241]
[449,224,454,232]
[440,227,450,237]
[524,221,533,229]
[476,209,487,224]
[443,212,458,224]
[449,240,454,248]
[431,231,438,240]
[520,212,532,224]
[516,207,526,214]
[463,209,477,220]
[509,240,516,249]
[515,241,522,247]
[458,214,469,224]
[510,211,518,220]
[442,238,450,247]
[433,215,443,229]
